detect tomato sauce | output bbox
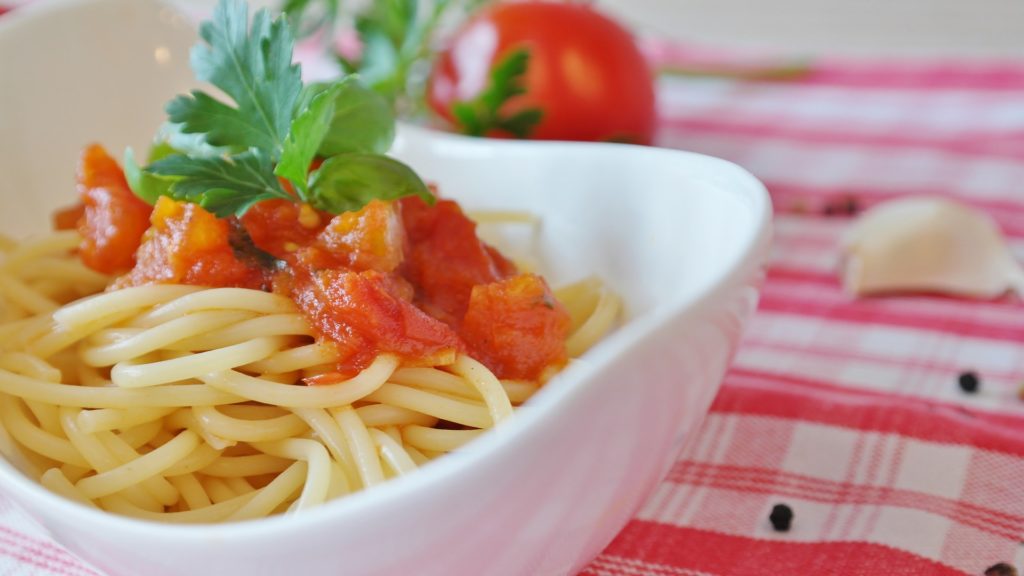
[74,145,154,274]
[61,153,571,382]
[400,196,517,323]
[462,274,571,380]
[116,197,266,290]
[240,199,327,259]
[288,266,465,377]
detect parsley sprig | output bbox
[282,0,490,115]
[127,0,432,218]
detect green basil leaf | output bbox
[308,153,432,214]
[124,147,175,205]
[147,141,179,163]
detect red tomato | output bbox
[241,199,327,259]
[116,197,266,290]
[53,203,85,231]
[428,1,656,144]
[289,265,465,378]
[400,196,517,324]
[301,199,405,273]
[75,145,154,275]
[461,273,571,380]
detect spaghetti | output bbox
[0,225,619,522]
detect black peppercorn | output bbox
[958,371,980,394]
[769,503,793,532]
[984,562,1017,576]
[821,195,860,217]
[844,196,861,216]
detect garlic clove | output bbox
[842,196,1024,298]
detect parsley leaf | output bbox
[450,48,543,138]
[134,0,431,218]
[275,83,342,201]
[167,0,301,157]
[149,150,291,217]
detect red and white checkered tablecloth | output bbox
[578,45,1024,576]
[3,5,1024,574]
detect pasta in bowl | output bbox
[0,0,770,575]
[1,184,618,521]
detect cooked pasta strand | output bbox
[0,221,617,523]
[193,406,308,443]
[227,461,306,521]
[403,425,485,453]
[330,406,384,488]
[566,288,620,357]
[364,384,492,428]
[201,355,398,408]
[451,355,513,425]
[253,438,330,511]
[369,429,417,476]
[39,468,96,508]
[76,430,198,500]
[111,337,289,388]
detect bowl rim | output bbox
[0,0,773,543]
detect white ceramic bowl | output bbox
[0,1,771,575]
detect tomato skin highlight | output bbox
[428,1,656,144]
[75,145,154,274]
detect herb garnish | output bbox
[450,49,543,138]
[128,0,432,217]
[282,0,490,113]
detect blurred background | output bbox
[598,0,1024,57]
[160,0,1024,57]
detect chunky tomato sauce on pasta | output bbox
[58,145,571,383]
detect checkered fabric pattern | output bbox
[3,9,1024,575]
[579,45,1024,576]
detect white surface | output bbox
[0,1,771,575]
[132,0,1024,57]
[596,0,1024,57]
[161,0,1024,58]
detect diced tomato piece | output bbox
[240,199,328,259]
[299,200,405,273]
[399,196,517,323]
[461,274,571,380]
[117,197,265,289]
[53,203,85,231]
[289,264,465,378]
[75,145,153,274]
